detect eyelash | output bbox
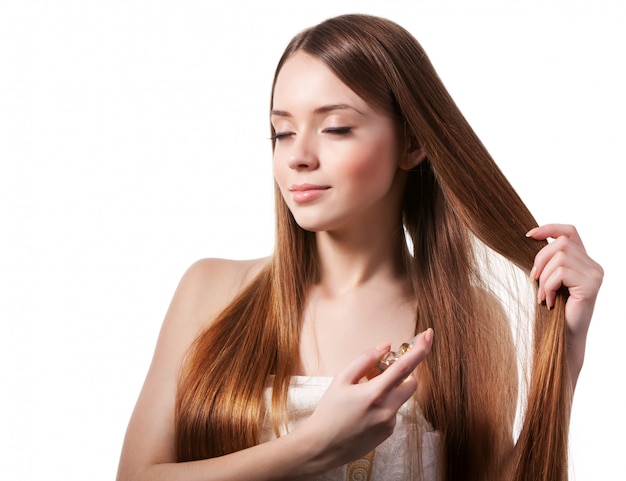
[323,127,352,135]
[270,127,352,141]
[269,132,294,141]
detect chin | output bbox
[290,214,334,233]
[292,220,325,233]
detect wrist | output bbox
[289,416,335,477]
[566,331,588,391]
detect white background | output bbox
[1,1,623,480]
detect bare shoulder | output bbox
[152,256,272,374]
[171,256,271,334]
[117,256,271,471]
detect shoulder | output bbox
[171,256,271,333]
[147,256,271,383]
[180,256,270,293]
[117,257,271,468]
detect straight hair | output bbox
[176,14,571,481]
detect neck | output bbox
[313,219,410,296]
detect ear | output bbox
[399,147,426,171]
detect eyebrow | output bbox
[270,103,365,117]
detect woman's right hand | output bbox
[117,258,433,481]
[300,328,434,472]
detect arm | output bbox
[116,258,311,481]
[526,224,603,390]
[116,258,434,481]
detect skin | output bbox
[271,52,425,374]
[526,224,603,389]
[115,51,603,481]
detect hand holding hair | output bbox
[526,224,603,339]
[526,223,603,386]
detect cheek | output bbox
[272,153,287,184]
[337,142,398,188]
[271,156,291,204]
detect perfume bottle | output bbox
[376,334,419,372]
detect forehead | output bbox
[272,51,370,113]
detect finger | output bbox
[539,250,601,308]
[540,265,569,309]
[336,342,391,385]
[529,231,581,283]
[386,371,419,407]
[373,328,433,392]
[531,237,588,307]
[526,223,583,244]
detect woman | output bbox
[116,14,603,481]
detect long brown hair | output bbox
[176,14,571,481]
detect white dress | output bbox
[260,376,440,481]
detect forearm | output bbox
[118,427,321,481]
[567,331,588,393]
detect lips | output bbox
[288,183,330,203]
[289,183,330,192]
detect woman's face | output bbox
[271,51,409,234]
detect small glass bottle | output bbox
[376,334,419,372]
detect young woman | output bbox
[116,14,603,481]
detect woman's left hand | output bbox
[526,224,603,339]
[526,224,603,385]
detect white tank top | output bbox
[260,376,440,480]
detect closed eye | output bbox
[270,132,294,141]
[323,127,352,135]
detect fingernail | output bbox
[423,328,433,344]
[530,266,537,280]
[525,227,538,237]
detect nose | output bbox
[287,133,319,171]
